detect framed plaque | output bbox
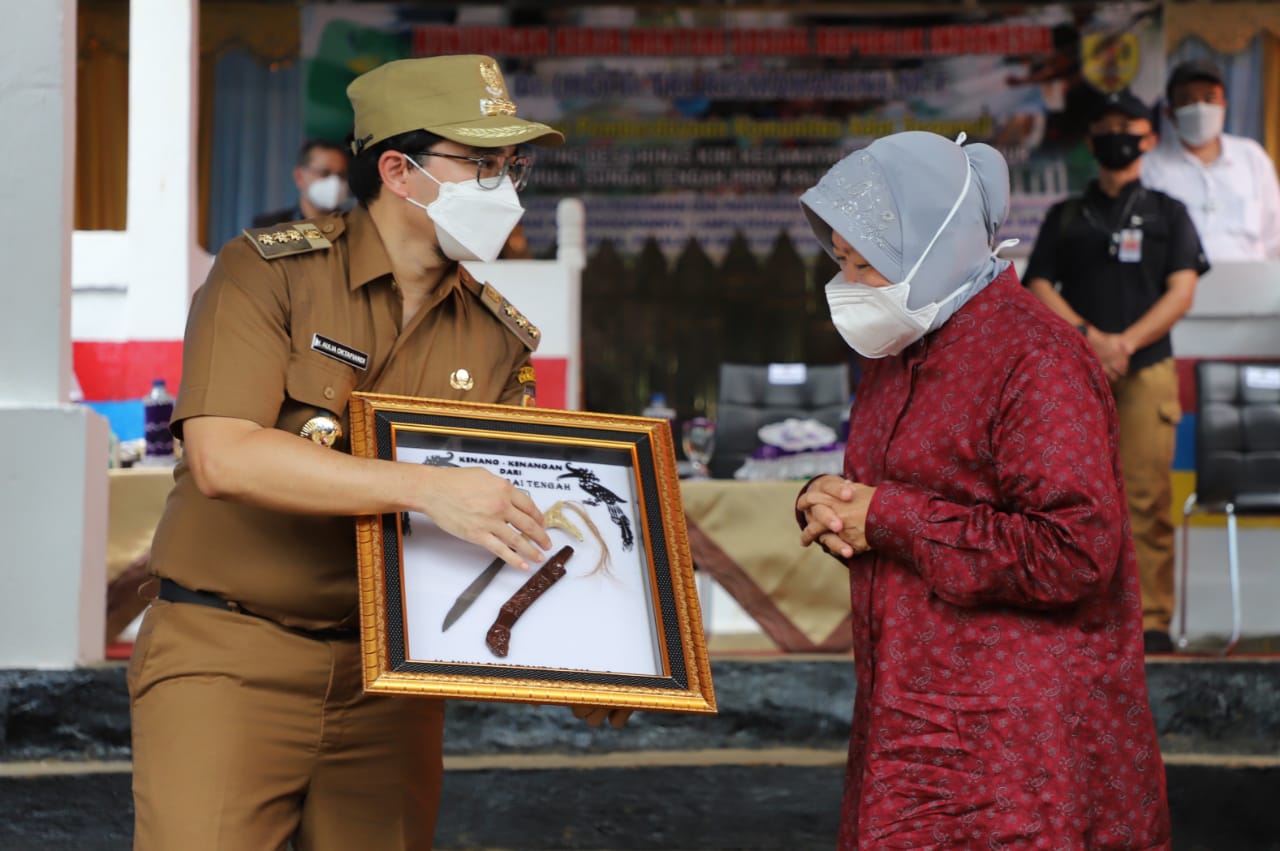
[348,393,716,715]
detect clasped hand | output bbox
[1089,329,1135,382]
[795,475,876,559]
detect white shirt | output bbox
[1142,132,1280,262]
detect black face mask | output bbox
[1090,132,1145,170]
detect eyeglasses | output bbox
[415,151,532,191]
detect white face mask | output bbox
[404,155,524,262]
[305,174,348,212]
[1173,102,1226,148]
[824,153,972,358]
[826,278,942,359]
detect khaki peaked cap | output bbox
[348,55,564,153]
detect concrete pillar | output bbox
[0,0,109,665]
[0,0,77,405]
[556,199,586,409]
[127,0,204,335]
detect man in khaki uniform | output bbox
[129,55,623,850]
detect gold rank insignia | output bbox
[243,221,336,260]
[476,282,540,351]
[300,415,343,447]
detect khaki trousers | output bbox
[1111,357,1180,632]
[129,599,444,851]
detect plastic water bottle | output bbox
[142,378,176,466]
[642,392,677,434]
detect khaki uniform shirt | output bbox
[149,206,537,630]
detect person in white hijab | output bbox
[799,131,1015,359]
[791,132,1170,850]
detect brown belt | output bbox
[157,578,360,642]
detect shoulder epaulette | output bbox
[242,218,343,260]
[459,266,541,351]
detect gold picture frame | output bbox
[349,392,716,716]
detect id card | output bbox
[1117,228,1142,263]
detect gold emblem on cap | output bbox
[450,368,475,391]
[300,416,343,448]
[478,60,517,117]
[479,60,506,98]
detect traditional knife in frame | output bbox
[486,544,575,658]
[440,501,585,632]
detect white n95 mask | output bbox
[306,174,348,212]
[826,279,941,359]
[1173,102,1226,148]
[404,155,524,262]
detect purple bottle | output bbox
[142,378,175,465]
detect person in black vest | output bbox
[1024,89,1209,654]
[251,139,351,227]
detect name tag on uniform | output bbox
[310,333,368,370]
[1117,228,1142,263]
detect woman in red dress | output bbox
[796,132,1171,849]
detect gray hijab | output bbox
[799,131,1013,332]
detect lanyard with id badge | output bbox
[1083,188,1144,264]
[1116,226,1142,262]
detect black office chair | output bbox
[711,362,850,479]
[1176,360,1280,654]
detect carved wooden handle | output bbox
[485,545,574,657]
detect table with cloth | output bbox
[680,479,852,652]
[104,469,853,653]
[105,467,177,643]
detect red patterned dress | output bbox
[822,268,1170,849]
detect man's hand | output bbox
[571,705,633,729]
[1088,328,1134,382]
[416,466,551,569]
[795,475,875,558]
[180,416,550,570]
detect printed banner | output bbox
[302,3,1165,258]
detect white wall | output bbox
[464,199,586,409]
[1171,262,1280,358]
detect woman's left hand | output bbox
[796,477,876,558]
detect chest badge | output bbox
[300,416,343,447]
[310,333,369,371]
[450,368,475,391]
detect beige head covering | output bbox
[347,55,564,153]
